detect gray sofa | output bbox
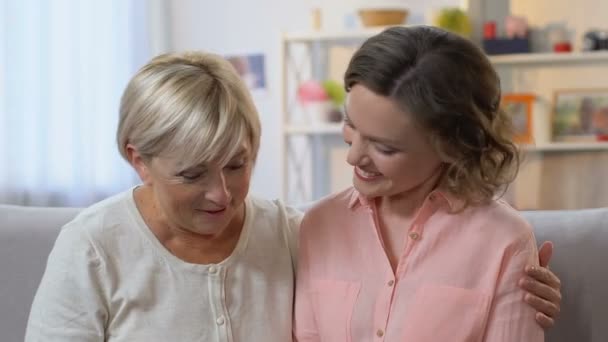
[1,204,607,342]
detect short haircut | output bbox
[117,51,261,171]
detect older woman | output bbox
[26,51,559,341]
[25,52,300,341]
[294,26,559,341]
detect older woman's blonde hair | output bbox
[117,51,261,171]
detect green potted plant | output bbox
[433,7,472,38]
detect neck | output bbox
[377,165,444,218]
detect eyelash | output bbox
[377,147,397,155]
[343,117,354,128]
[225,162,245,171]
[343,126,397,155]
[181,173,204,182]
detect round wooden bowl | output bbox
[358,9,409,27]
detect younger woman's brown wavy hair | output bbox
[344,26,519,208]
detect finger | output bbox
[525,265,561,289]
[519,276,562,304]
[538,241,554,268]
[535,312,555,330]
[525,293,560,319]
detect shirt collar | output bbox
[348,187,462,212]
[348,188,368,210]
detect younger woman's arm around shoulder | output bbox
[483,231,544,341]
[25,226,108,342]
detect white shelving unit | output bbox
[281,27,608,204]
[284,26,608,62]
[283,26,403,42]
[490,51,608,65]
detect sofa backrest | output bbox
[522,208,608,342]
[0,205,80,342]
[1,204,607,342]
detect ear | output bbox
[126,144,153,185]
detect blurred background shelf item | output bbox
[358,8,409,27]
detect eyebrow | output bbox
[343,109,403,147]
[228,148,249,161]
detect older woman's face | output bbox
[342,85,443,199]
[143,143,253,237]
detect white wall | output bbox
[166,0,460,200]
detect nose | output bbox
[205,171,230,206]
[345,134,367,167]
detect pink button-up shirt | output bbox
[294,187,543,342]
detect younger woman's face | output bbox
[342,85,443,199]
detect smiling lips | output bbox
[354,166,383,181]
[200,207,227,215]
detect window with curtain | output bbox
[0,0,168,206]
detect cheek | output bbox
[152,185,192,220]
[165,186,198,209]
[377,153,440,181]
[376,154,411,177]
[227,169,253,195]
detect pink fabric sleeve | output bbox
[483,233,544,341]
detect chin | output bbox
[355,178,403,197]
[353,182,381,198]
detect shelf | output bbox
[285,123,343,135]
[285,124,608,152]
[489,51,608,66]
[283,25,408,43]
[523,142,608,152]
[283,26,608,65]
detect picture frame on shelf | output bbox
[502,93,535,144]
[225,53,266,91]
[552,88,608,142]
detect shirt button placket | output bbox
[209,265,228,341]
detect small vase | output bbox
[303,101,334,125]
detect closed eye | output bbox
[342,112,355,129]
[376,147,397,155]
[177,168,207,182]
[224,162,246,171]
[180,172,203,181]
[374,143,399,155]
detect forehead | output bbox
[346,85,417,142]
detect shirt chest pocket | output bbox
[401,285,491,342]
[310,279,360,342]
